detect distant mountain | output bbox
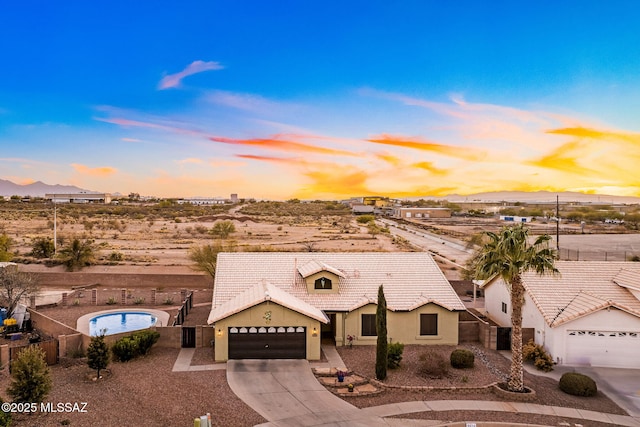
[426,190,640,204]
[0,179,98,197]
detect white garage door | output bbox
[566,330,640,368]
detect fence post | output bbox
[121,289,126,305]
[92,289,97,305]
[62,293,68,307]
[151,289,156,305]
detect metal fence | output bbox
[558,248,640,262]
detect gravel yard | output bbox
[0,348,265,427]
[336,344,628,426]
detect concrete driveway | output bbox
[578,367,640,417]
[227,359,388,426]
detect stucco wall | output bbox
[213,301,322,361]
[343,303,460,346]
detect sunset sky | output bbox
[2,1,640,199]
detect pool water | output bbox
[89,312,158,336]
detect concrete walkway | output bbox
[171,348,226,372]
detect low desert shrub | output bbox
[112,337,137,362]
[112,330,160,362]
[559,372,597,397]
[163,297,174,305]
[419,350,449,379]
[106,297,117,305]
[450,348,475,369]
[523,340,554,372]
[387,342,404,369]
[133,330,160,356]
[133,297,145,305]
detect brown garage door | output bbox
[228,326,306,359]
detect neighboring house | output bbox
[207,252,466,362]
[481,261,640,368]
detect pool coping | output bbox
[76,308,171,336]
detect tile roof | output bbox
[613,269,640,292]
[513,261,640,327]
[297,259,346,278]
[209,252,465,323]
[207,279,329,324]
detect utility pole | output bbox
[556,195,560,254]
[54,203,57,254]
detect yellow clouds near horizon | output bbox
[71,163,117,176]
[526,126,640,195]
[368,134,486,161]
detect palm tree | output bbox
[474,224,557,392]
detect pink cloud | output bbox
[158,60,224,90]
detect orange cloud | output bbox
[158,60,223,89]
[526,141,596,175]
[368,134,485,161]
[71,163,117,176]
[411,161,449,175]
[375,153,402,166]
[546,127,640,143]
[211,136,356,156]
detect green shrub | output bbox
[133,297,145,305]
[112,337,137,362]
[450,348,475,369]
[418,351,449,379]
[8,345,52,404]
[112,330,160,362]
[523,340,554,372]
[133,330,160,356]
[0,397,11,427]
[106,297,117,305]
[559,372,597,397]
[387,342,404,369]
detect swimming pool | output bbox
[89,311,158,336]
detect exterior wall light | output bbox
[217,329,222,337]
[312,327,318,337]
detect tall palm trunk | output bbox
[508,275,525,392]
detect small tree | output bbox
[188,241,235,284]
[58,238,95,271]
[7,345,52,404]
[87,332,110,379]
[0,233,14,262]
[31,237,55,258]
[375,285,388,380]
[210,220,236,239]
[0,264,39,317]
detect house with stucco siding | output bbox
[481,261,640,368]
[207,252,466,362]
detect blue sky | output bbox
[2,1,640,199]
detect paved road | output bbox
[227,359,388,426]
[379,218,472,267]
